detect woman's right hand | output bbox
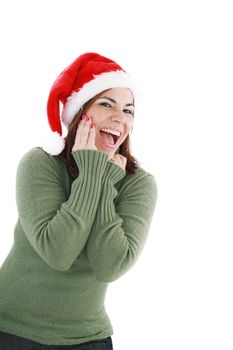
[72,114,98,152]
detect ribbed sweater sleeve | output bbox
[16,148,108,271]
[85,161,158,282]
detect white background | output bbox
[0,1,233,349]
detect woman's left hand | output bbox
[110,154,127,172]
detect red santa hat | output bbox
[42,52,136,155]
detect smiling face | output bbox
[85,87,134,160]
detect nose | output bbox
[110,108,126,124]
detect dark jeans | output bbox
[0,330,113,350]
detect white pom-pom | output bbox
[41,131,65,155]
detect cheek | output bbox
[89,110,107,127]
[127,120,134,131]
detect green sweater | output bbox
[0,147,158,346]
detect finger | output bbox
[73,119,88,148]
[74,115,96,149]
[86,125,96,148]
[78,119,91,146]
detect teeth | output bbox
[100,128,121,137]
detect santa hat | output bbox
[42,52,136,155]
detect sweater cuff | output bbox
[104,160,127,185]
[72,149,108,175]
[64,150,108,219]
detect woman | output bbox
[0,52,158,349]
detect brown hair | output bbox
[60,90,140,179]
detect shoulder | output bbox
[17,147,65,178]
[128,165,157,189]
[18,147,58,163]
[121,164,158,199]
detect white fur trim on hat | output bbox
[41,131,65,156]
[61,70,136,126]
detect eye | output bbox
[123,109,134,116]
[99,102,112,108]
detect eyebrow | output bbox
[98,96,135,107]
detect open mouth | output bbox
[99,130,121,146]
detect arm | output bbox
[85,161,158,282]
[16,147,108,271]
